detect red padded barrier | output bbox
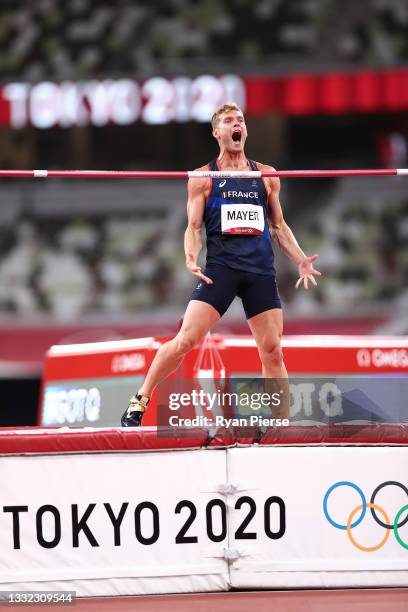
[0,427,210,455]
[1,424,408,455]
[259,423,408,445]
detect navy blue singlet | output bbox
[204,159,276,276]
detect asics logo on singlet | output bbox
[222,191,259,199]
[219,179,226,187]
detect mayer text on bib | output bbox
[221,203,265,235]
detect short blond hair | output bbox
[211,102,243,130]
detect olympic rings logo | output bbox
[323,481,408,552]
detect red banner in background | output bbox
[246,68,408,116]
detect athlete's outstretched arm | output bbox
[184,173,213,285]
[259,163,322,290]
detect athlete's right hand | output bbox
[186,258,213,284]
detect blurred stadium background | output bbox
[0,0,407,425]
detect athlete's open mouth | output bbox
[232,130,242,142]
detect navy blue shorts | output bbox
[190,263,281,319]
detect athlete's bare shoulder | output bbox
[254,161,276,172]
[253,160,280,193]
[187,163,211,199]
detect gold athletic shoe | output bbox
[121,394,150,427]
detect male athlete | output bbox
[121,102,321,426]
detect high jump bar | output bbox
[0,169,407,179]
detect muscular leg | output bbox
[247,308,289,419]
[138,300,220,398]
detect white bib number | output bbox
[221,203,265,235]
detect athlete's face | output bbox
[213,110,247,153]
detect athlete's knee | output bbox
[173,328,199,357]
[258,338,283,368]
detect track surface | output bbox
[1,589,407,611]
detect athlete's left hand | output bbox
[295,254,321,290]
